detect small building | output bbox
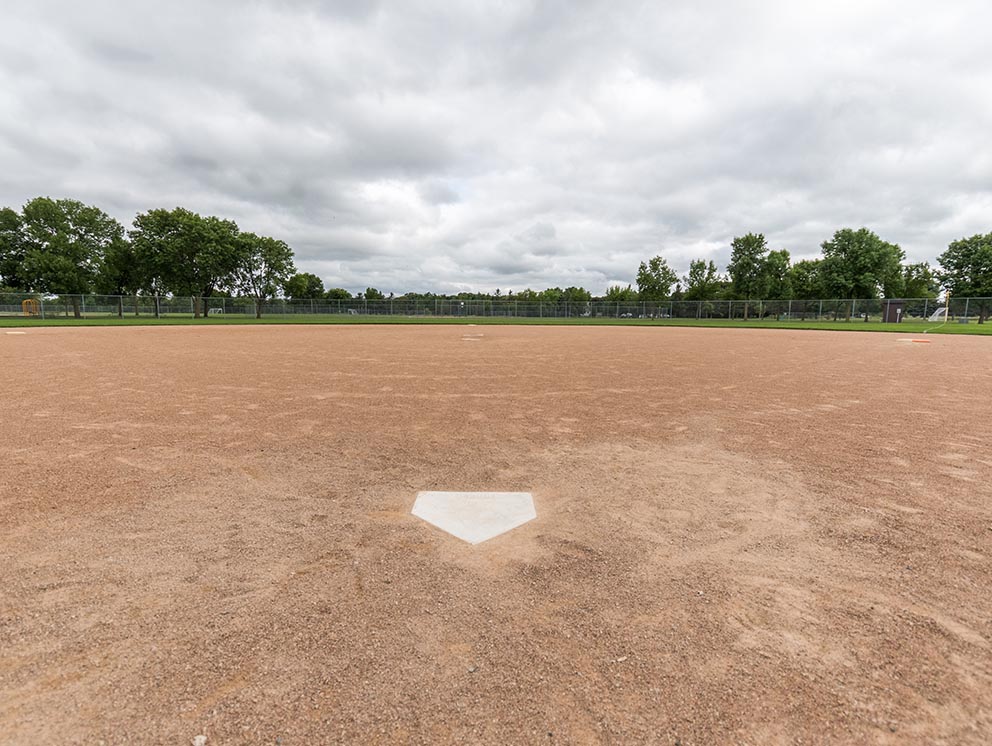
[882,299,905,323]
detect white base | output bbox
[412,491,536,544]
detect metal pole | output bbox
[818,300,823,320]
[923,298,928,320]
[40,297,45,319]
[81,295,86,318]
[964,297,969,321]
[787,299,792,320]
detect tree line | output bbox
[2,196,990,321]
[0,198,295,318]
[286,228,992,322]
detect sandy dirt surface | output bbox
[1,325,990,745]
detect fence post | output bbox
[964,297,970,320]
[787,299,792,320]
[818,300,823,320]
[40,297,45,319]
[923,298,928,320]
[81,295,86,318]
[851,299,856,320]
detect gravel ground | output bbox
[1,324,990,745]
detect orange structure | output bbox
[22,299,40,317]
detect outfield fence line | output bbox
[1,293,990,323]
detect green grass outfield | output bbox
[1,314,989,334]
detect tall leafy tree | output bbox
[325,287,353,300]
[603,284,638,302]
[727,233,769,318]
[682,259,722,301]
[819,228,904,305]
[561,286,592,314]
[20,197,124,317]
[764,249,792,300]
[561,286,591,303]
[365,287,385,300]
[95,237,143,316]
[130,208,241,317]
[284,272,325,299]
[232,233,296,318]
[636,256,678,301]
[901,262,938,299]
[788,259,823,300]
[0,207,28,290]
[938,233,992,323]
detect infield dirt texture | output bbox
[1,325,990,744]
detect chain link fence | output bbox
[1,293,989,323]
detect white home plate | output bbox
[412,491,536,544]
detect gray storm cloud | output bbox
[1,0,990,294]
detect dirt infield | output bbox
[1,325,990,744]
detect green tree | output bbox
[284,272,325,299]
[727,233,769,318]
[95,237,144,317]
[20,197,124,317]
[232,233,296,319]
[901,262,938,299]
[764,249,792,300]
[603,284,638,302]
[682,259,722,302]
[938,233,992,323]
[819,228,905,306]
[0,207,28,290]
[636,256,678,301]
[786,259,822,319]
[365,287,385,300]
[788,259,822,300]
[130,208,241,318]
[325,287,353,300]
[561,286,592,314]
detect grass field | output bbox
[2,313,991,334]
[2,324,990,743]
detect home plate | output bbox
[411,491,536,544]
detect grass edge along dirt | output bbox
[1,315,990,334]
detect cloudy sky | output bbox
[2,1,990,294]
